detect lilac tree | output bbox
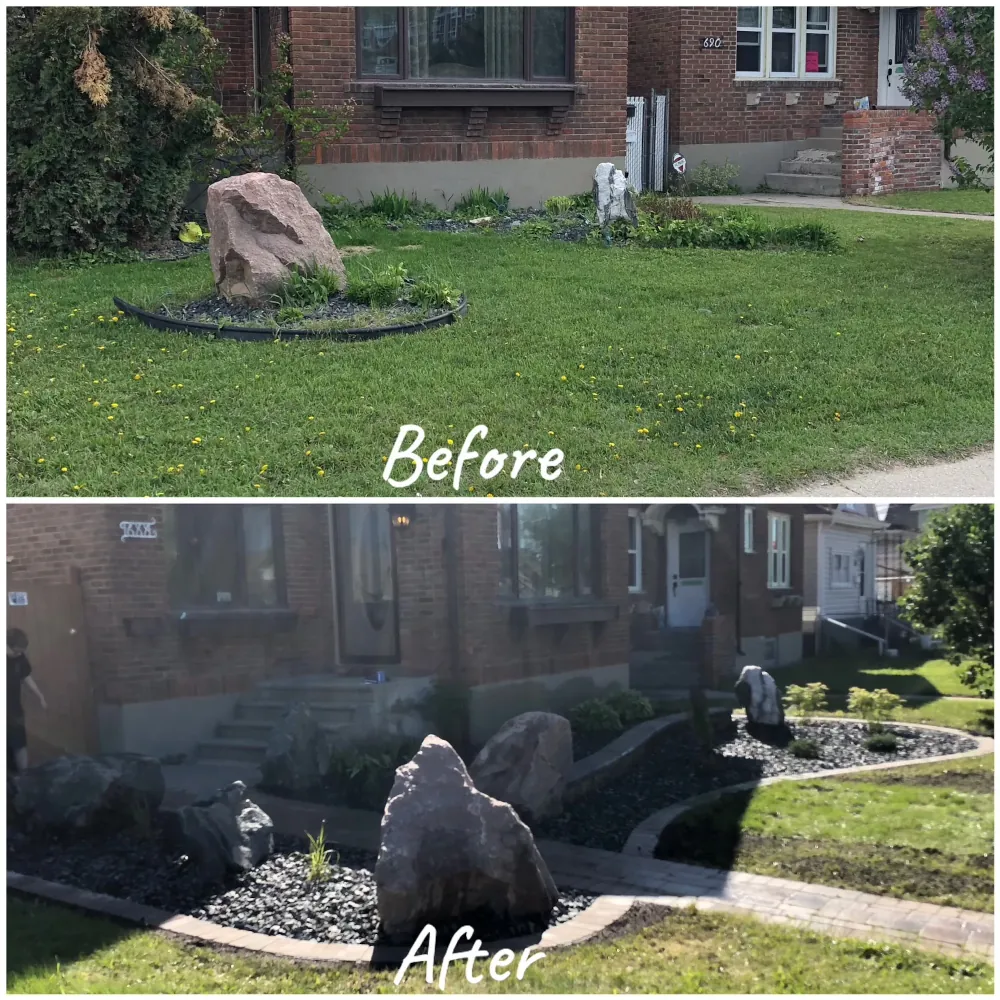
[901,7,993,177]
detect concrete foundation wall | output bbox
[738,631,803,671]
[678,140,806,192]
[301,157,624,210]
[468,662,630,744]
[98,694,239,757]
[943,139,994,189]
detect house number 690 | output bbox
[702,37,724,48]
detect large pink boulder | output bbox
[206,172,346,305]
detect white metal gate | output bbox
[626,96,645,191]
[651,93,667,191]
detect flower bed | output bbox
[7,828,594,947]
[533,718,978,853]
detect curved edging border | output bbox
[112,295,468,343]
[6,870,633,966]
[623,718,994,857]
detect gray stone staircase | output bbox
[765,127,842,196]
[196,676,376,765]
[630,626,703,696]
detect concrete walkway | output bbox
[789,451,994,498]
[694,193,993,221]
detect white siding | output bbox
[818,526,874,616]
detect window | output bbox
[166,505,285,609]
[628,510,643,593]
[498,505,597,599]
[743,507,755,553]
[358,7,571,81]
[767,512,791,589]
[736,6,836,79]
[830,550,852,587]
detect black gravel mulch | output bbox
[532,718,978,852]
[7,829,595,947]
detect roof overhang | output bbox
[642,503,727,534]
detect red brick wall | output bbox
[842,110,943,195]
[628,6,879,146]
[209,6,627,165]
[204,6,255,113]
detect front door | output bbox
[878,8,920,107]
[666,521,709,627]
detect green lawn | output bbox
[8,896,993,994]
[847,189,993,215]
[657,755,994,913]
[774,654,981,697]
[7,207,993,497]
[816,698,995,737]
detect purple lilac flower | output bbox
[947,64,961,84]
[968,70,988,93]
[920,68,941,88]
[944,30,958,44]
[963,33,976,57]
[934,7,952,30]
[930,40,949,62]
[933,96,951,116]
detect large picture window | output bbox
[498,505,597,599]
[166,505,285,609]
[736,6,836,79]
[627,510,643,593]
[358,7,572,81]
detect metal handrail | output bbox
[819,614,886,656]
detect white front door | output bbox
[878,8,921,107]
[666,521,709,627]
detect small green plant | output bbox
[319,193,355,226]
[606,689,655,726]
[569,698,623,734]
[345,262,407,308]
[865,731,900,753]
[635,194,703,220]
[544,195,575,216]
[269,264,342,310]
[784,682,830,718]
[326,738,418,809]
[275,305,305,325]
[515,219,555,239]
[406,278,461,311]
[689,688,714,752]
[177,221,210,244]
[682,159,742,196]
[368,188,414,220]
[948,155,989,190]
[305,822,334,882]
[455,187,509,217]
[788,737,821,760]
[847,687,904,732]
[129,797,154,840]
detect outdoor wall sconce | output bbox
[391,505,416,528]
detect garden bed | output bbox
[532,718,978,852]
[7,828,595,948]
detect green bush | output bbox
[269,264,343,310]
[568,698,623,734]
[345,262,407,308]
[368,189,415,220]
[682,159,742,196]
[326,737,419,810]
[606,689,655,726]
[405,278,462,311]
[635,194,705,220]
[847,687,904,731]
[788,738,821,760]
[455,187,509,216]
[784,682,830,717]
[544,195,575,216]
[515,220,555,239]
[414,680,472,754]
[864,732,899,753]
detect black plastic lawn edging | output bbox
[112,295,468,343]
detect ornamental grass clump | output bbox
[305,822,335,882]
[346,262,407,308]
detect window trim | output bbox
[743,507,755,554]
[829,549,854,589]
[356,6,575,84]
[767,511,792,590]
[627,509,643,594]
[735,6,837,81]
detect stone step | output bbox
[216,719,351,743]
[235,699,357,724]
[256,677,376,704]
[765,171,842,196]
[779,156,841,176]
[796,135,842,152]
[197,737,269,764]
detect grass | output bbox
[657,755,994,913]
[816,697,995,737]
[846,189,993,216]
[7,207,992,497]
[7,895,993,994]
[774,654,982,698]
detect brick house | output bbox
[7,502,805,766]
[627,6,975,195]
[203,6,628,207]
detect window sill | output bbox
[359,81,579,108]
[173,608,298,639]
[733,77,842,88]
[770,594,804,610]
[507,599,619,629]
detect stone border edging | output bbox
[6,870,633,966]
[624,718,994,856]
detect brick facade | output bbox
[842,109,943,196]
[207,6,627,166]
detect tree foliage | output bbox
[901,7,994,164]
[899,505,994,695]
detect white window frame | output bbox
[743,507,755,553]
[830,549,853,589]
[767,512,791,589]
[735,6,837,81]
[627,509,643,594]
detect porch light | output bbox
[391,505,415,528]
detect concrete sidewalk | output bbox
[790,451,994,498]
[693,193,993,221]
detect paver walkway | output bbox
[693,193,993,221]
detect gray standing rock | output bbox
[206,172,347,305]
[260,703,331,794]
[593,161,638,228]
[735,665,785,727]
[161,781,274,883]
[13,753,164,832]
[376,735,559,942]
[469,711,572,821]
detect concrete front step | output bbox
[216,719,350,743]
[796,135,842,152]
[235,699,357,724]
[256,678,375,704]
[197,737,270,764]
[779,156,841,176]
[765,171,842,196]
